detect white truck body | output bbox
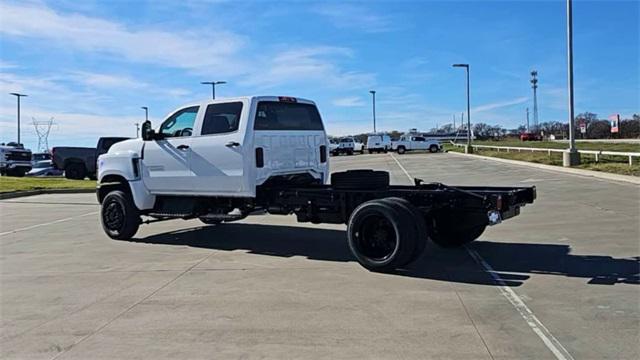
[98,96,329,210]
[332,137,362,155]
[392,135,442,154]
[366,134,391,153]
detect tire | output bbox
[368,149,373,154]
[347,150,354,156]
[331,170,389,190]
[101,190,140,240]
[65,163,86,180]
[347,199,417,272]
[378,197,428,264]
[88,173,97,181]
[429,145,439,153]
[427,210,487,248]
[7,169,26,177]
[397,146,406,154]
[199,217,221,225]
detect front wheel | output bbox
[101,190,140,240]
[397,146,406,154]
[65,163,86,180]
[429,145,439,153]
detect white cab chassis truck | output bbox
[97,96,536,272]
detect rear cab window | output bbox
[254,101,324,131]
[201,102,243,135]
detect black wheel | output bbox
[427,210,487,248]
[7,169,26,177]
[199,217,221,225]
[331,170,389,190]
[101,190,140,240]
[347,150,354,156]
[88,173,97,181]
[368,149,373,154]
[397,146,406,154]
[379,197,428,264]
[429,145,439,153]
[65,163,86,180]
[347,200,417,272]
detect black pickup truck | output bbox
[52,137,128,180]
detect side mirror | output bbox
[141,120,154,141]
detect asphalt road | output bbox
[1,152,638,359]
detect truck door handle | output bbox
[225,141,240,147]
[177,144,190,150]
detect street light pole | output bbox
[201,81,227,99]
[369,90,377,133]
[453,64,472,153]
[563,0,580,166]
[9,93,27,144]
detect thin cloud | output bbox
[473,97,529,113]
[312,3,396,33]
[332,96,366,107]
[0,2,248,75]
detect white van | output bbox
[365,134,391,153]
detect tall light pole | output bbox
[452,64,472,152]
[201,81,226,99]
[563,0,580,166]
[9,93,27,144]
[526,107,530,132]
[369,90,377,133]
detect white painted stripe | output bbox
[389,152,414,184]
[466,248,574,360]
[391,153,574,360]
[0,211,98,237]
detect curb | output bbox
[0,188,96,200]
[447,151,640,185]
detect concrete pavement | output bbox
[1,152,638,359]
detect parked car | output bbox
[366,134,391,153]
[329,139,339,155]
[520,132,543,141]
[392,135,442,154]
[95,95,536,272]
[27,160,63,177]
[31,152,52,162]
[52,137,129,180]
[333,137,363,155]
[0,142,32,177]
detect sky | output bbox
[0,0,638,151]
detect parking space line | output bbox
[390,153,574,360]
[0,211,98,237]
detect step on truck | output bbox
[97,96,536,272]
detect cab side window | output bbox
[160,106,199,138]
[201,102,243,135]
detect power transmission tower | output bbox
[530,70,539,132]
[32,117,55,153]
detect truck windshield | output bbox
[254,101,324,131]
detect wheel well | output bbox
[64,159,86,170]
[97,175,131,203]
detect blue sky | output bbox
[0,0,638,150]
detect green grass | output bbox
[443,143,640,177]
[0,177,96,193]
[471,139,639,152]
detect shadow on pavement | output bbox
[126,223,639,286]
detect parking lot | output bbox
[1,152,638,359]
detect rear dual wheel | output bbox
[427,210,487,248]
[347,198,427,272]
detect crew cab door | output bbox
[412,136,428,150]
[141,106,199,193]
[188,101,248,195]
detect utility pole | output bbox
[526,107,530,132]
[369,90,377,133]
[563,0,580,166]
[9,93,27,144]
[530,71,539,133]
[201,81,226,99]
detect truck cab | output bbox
[98,96,329,209]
